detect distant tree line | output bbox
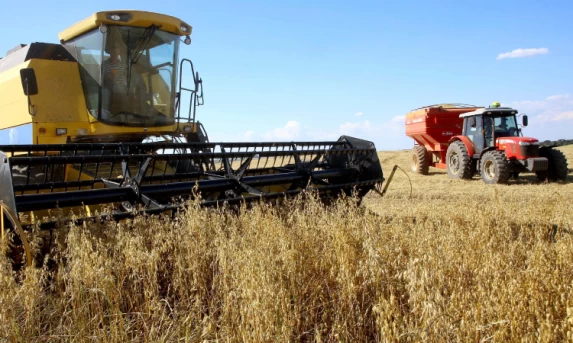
[540,139,573,147]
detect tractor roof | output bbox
[58,10,192,43]
[459,107,518,118]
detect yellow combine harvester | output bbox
[0,10,386,269]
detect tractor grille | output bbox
[525,157,548,172]
[520,144,540,157]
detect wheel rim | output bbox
[412,154,418,171]
[483,160,495,180]
[448,151,460,175]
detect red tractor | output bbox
[405,103,568,184]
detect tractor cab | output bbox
[58,11,203,132]
[460,106,528,155]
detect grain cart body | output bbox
[405,104,479,172]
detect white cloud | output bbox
[340,120,373,134]
[546,94,570,101]
[244,130,254,139]
[354,112,363,117]
[496,48,548,60]
[548,111,573,122]
[511,94,573,123]
[339,115,406,138]
[9,128,17,144]
[263,120,301,140]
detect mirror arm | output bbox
[26,79,36,116]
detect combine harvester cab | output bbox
[405,103,568,184]
[0,10,386,269]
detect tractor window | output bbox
[64,25,180,128]
[463,116,478,143]
[146,36,178,118]
[468,116,476,128]
[65,29,104,116]
[98,25,180,127]
[483,116,494,147]
[494,116,518,137]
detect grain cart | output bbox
[405,103,568,184]
[0,10,386,270]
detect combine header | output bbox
[0,10,386,269]
[1,138,382,231]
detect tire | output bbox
[480,150,511,184]
[2,206,28,272]
[536,148,568,182]
[411,145,430,175]
[446,140,473,180]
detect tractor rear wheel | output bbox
[536,147,568,182]
[411,145,430,175]
[480,150,510,184]
[446,140,473,180]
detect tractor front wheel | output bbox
[446,141,473,180]
[536,147,568,182]
[480,150,511,184]
[411,145,430,175]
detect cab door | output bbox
[464,116,486,155]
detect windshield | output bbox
[67,25,180,127]
[484,115,519,144]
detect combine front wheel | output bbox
[536,148,568,182]
[1,202,32,271]
[480,150,510,184]
[411,145,430,175]
[446,141,473,180]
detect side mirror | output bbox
[522,114,528,127]
[20,68,38,95]
[20,68,38,115]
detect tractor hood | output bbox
[496,136,539,149]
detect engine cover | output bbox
[497,137,540,160]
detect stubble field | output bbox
[1,145,572,342]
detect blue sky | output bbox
[1,0,572,150]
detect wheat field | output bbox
[1,145,572,342]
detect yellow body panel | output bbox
[0,59,90,131]
[30,60,90,124]
[58,10,191,43]
[0,61,34,129]
[0,57,196,144]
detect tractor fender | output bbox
[448,136,475,157]
[479,146,498,159]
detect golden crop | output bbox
[1,145,572,342]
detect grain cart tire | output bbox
[536,147,568,182]
[480,150,510,184]
[446,140,473,180]
[411,145,430,175]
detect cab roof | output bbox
[459,107,518,118]
[58,10,192,43]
